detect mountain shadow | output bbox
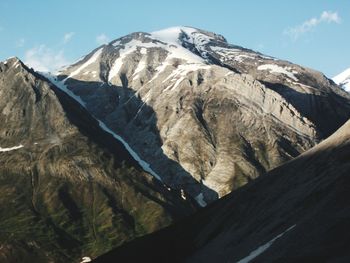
[56,75,219,203]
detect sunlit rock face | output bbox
[55,26,350,202]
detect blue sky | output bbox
[0,0,349,77]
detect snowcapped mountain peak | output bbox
[56,26,342,100]
[151,26,227,61]
[151,26,226,46]
[104,26,227,68]
[55,26,345,97]
[333,67,350,92]
[104,30,210,84]
[48,26,350,205]
[151,26,196,45]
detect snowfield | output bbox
[333,67,350,92]
[236,225,296,263]
[257,64,298,81]
[0,144,24,152]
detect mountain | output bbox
[0,57,194,263]
[333,67,350,92]
[94,117,350,263]
[52,26,350,203]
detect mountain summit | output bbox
[51,26,350,203]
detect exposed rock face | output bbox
[54,26,350,202]
[94,119,350,263]
[0,58,194,263]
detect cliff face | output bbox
[0,57,194,263]
[55,27,350,202]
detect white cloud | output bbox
[24,45,69,72]
[284,11,341,40]
[96,33,109,45]
[320,11,341,23]
[15,38,25,47]
[63,32,75,44]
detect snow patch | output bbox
[0,144,24,152]
[151,26,196,46]
[149,62,170,83]
[180,189,186,200]
[333,67,350,84]
[63,48,103,82]
[257,64,298,81]
[97,120,162,181]
[333,67,350,92]
[259,54,277,60]
[149,27,209,82]
[44,72,87,107]
[210,46,241,54]
[195,193,207,207]
[234,54,255,63]
[162,63,210,91]
[151,28,207,64]
[236,225,296,263]
[132,55,147,81]
[109,27,210,84]
[341,81,350,92]
[108,40,171,82]
[112,40,121,47]
[109,43,137,82]
[80,257,92,263]
[140,47,147,55]
[210,46,256,63]
[43,72,162,182]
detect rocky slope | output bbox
[333,67,350,92]
[94,118,350,263]
[0,57,194,263]
[52,26,350,203]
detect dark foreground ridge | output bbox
[94,119,350,262]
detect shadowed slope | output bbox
[0,58,195,263]
[94,119,350,262]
